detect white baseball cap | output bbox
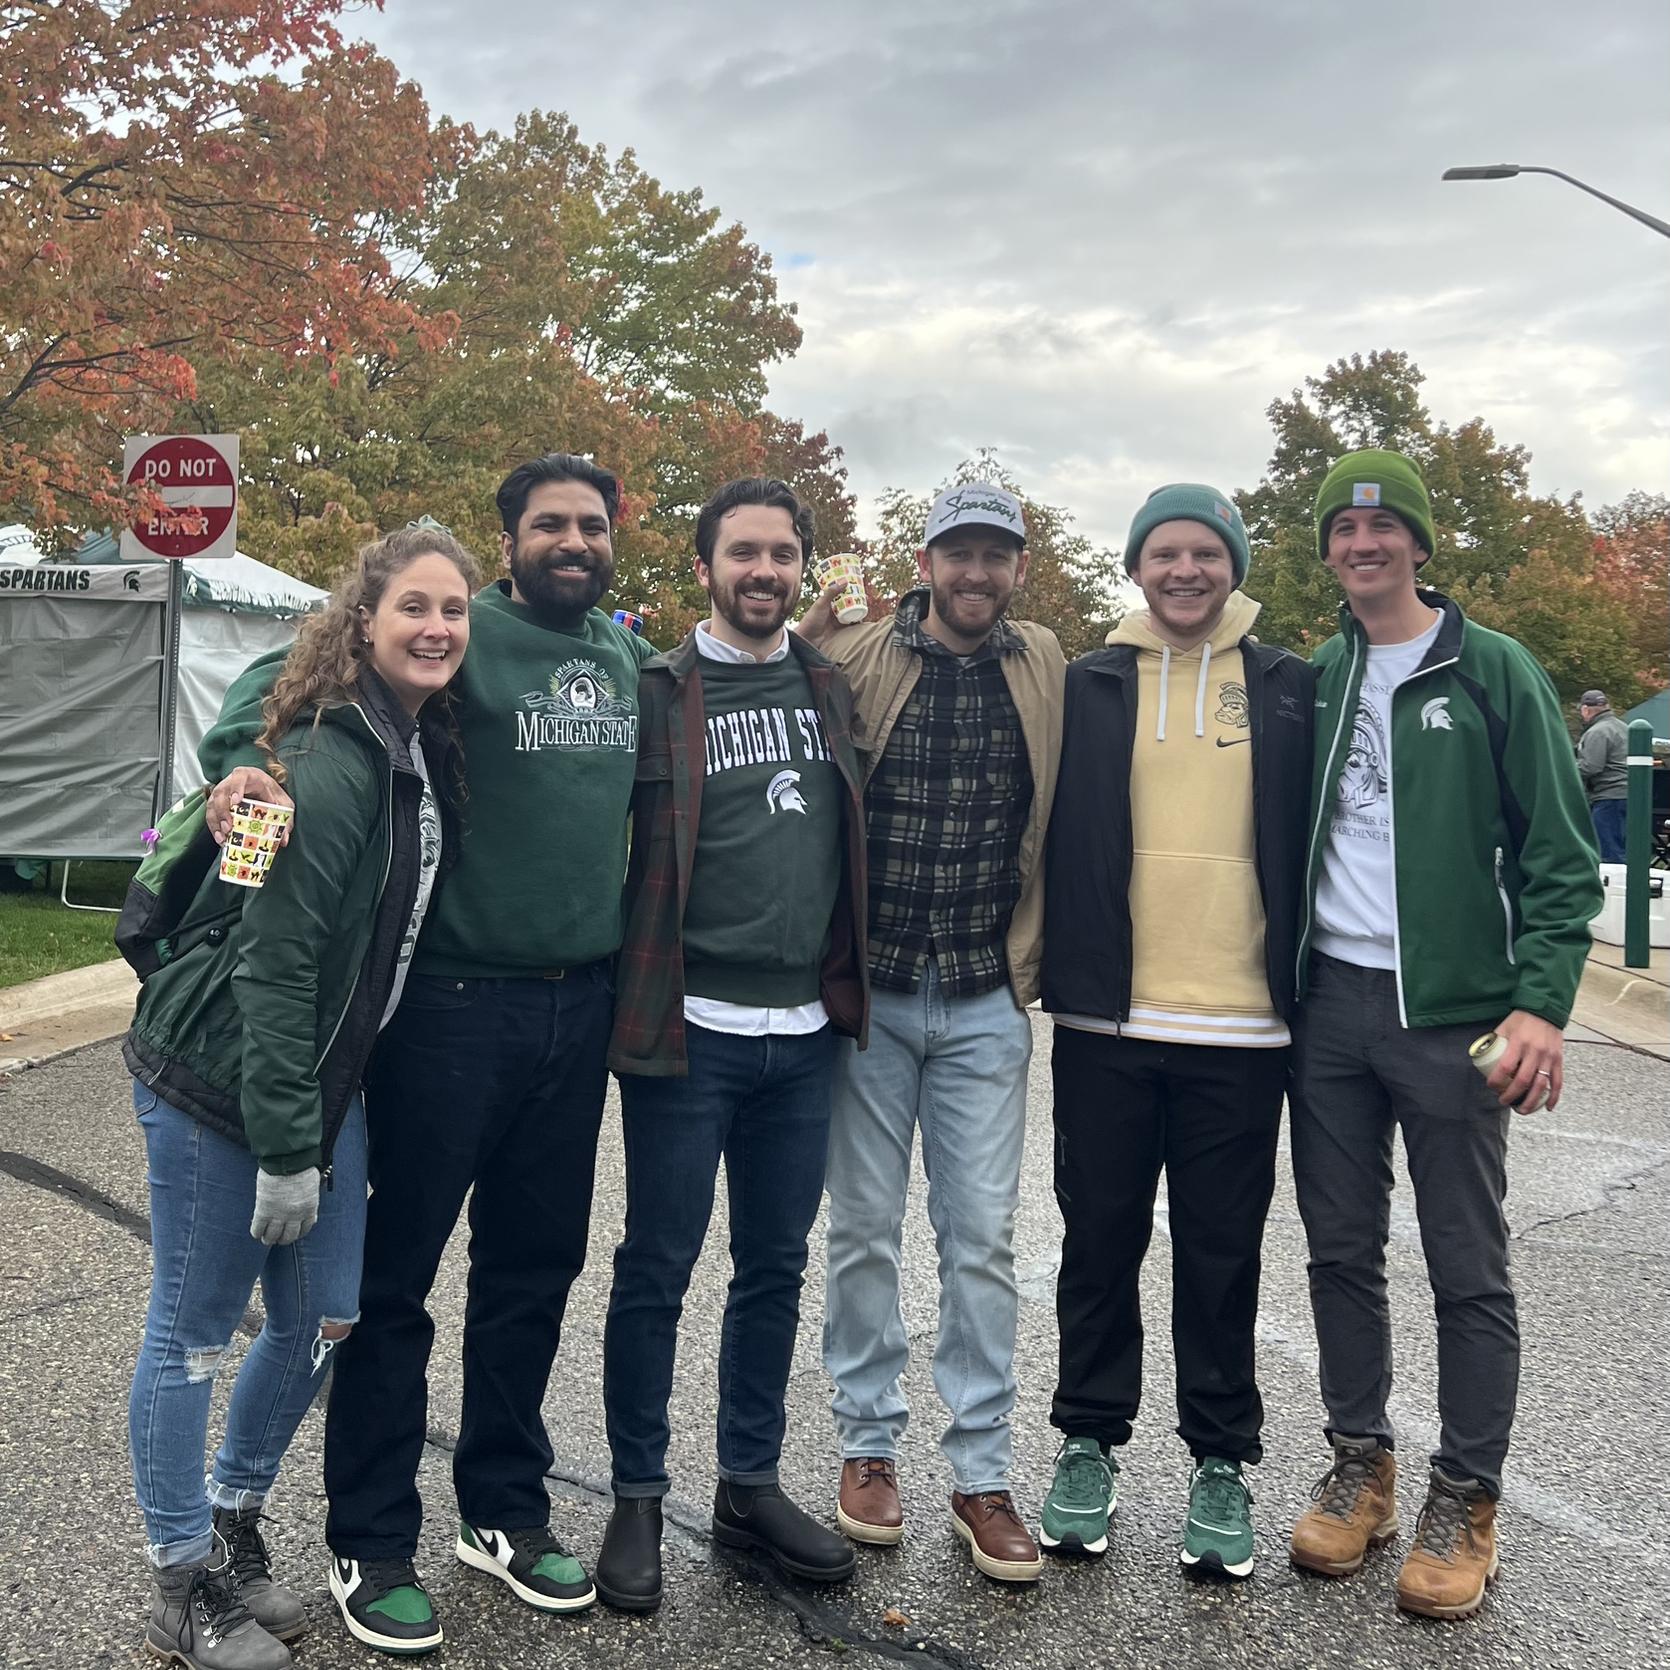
[922,482,1026,547]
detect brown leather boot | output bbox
[1290,1436,1399,1576]
[950,1491,1043,1583]
[837,1458,904,1546]
[1395,1470,1498,1620]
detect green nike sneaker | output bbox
[455,1521,596,1612]
[1039,1436,1118,1557]
[1180,1457,1255,1581]
[329,1555,443,1655]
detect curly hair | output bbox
[255,526,481,782]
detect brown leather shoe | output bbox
[950,1491,1043,1583]
[1395,1471,1498,1620]
[837,1458,904,1546]
[1290,1436,1399,1576]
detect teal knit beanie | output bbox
[1313,449,1436,565]
[1124,484,1250,586]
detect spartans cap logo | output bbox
[1420,696,1453,732]
[766,769,808,815]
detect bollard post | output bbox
[1624,718,1654,968]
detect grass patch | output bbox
[0,861,136,989]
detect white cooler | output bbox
[1590,863,1670,948]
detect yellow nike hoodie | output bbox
[1073,590,1287,1046]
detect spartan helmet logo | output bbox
[766,770,809,815]
[1214,680,1250,729]
[1421,696,1454,731]
[568,674,600,712]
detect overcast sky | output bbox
[363,0,1670,552]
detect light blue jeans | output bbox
[128,1082,366,1567]
[822,963,1032,1494]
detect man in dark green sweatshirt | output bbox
[203,453,653,1655]
[591,478,869,1615]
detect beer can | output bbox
[612,609,645,637]
[1469,1032,1507,1076]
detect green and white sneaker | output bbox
[329,1555,443,1655]
[455,1521,596,1612]
[1039,1436,1118,1557]
[1180,1457,1255,1581]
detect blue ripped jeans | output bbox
[128,1082,366,1567]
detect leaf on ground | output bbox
[882,1607,910,1627]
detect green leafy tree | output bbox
[859,450,1126,658]
[1236,352,1647,705]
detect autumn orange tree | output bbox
[1590,492,1668,693]
[0,0,444,541]
[1236,352,1650,708]
[176,108,852,630]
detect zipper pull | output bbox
[322,1165,334,1192]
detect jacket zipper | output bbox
[314,703,395,1168]
[1493,846,1517,966]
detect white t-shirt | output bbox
[1312,615,1441,969]
[381,736,442,1029]
[681,623,829,1038]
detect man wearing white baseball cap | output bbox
[800,482,1064,1581]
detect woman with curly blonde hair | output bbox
[123,526,478,1669]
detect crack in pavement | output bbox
[1512,1154,1670,1242]
[0,1149,150,1241]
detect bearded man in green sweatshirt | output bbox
[1038,486,1315,1581]
[204,453,653,1655]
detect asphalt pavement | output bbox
[1,1017,1666,1670]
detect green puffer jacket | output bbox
[123,673,438,1174]
[1298,591,1601,1029]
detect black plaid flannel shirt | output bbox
[864,597,1033,997]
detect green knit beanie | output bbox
[1124,483,1250,586]
[1313,449,1436,565]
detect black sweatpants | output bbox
[1049,1026,1287,1463]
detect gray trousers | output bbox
[1290,954,1518,1497]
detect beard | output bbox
[712,571,795,640]
[929,574,1012,635]
[509,542,614,628]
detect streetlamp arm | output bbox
[1519,168,1670,239]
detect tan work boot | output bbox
[1290,1435,1399,1576]
[1395,1469,1498,1620]
[837,1458,904,1546]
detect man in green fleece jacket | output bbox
[1286,449,1600,1623]
[203,453,653,1655]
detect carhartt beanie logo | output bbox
[1124,483,1251,586]
[1314,449,1437,565]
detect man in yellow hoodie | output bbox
[1037,484,1314,1580]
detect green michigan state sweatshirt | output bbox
[682,655,842,1005]
[199,581,654,977]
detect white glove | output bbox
[250,1167,321,1246]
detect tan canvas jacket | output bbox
[800,590,1065,1006]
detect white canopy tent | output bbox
[0,527,326,859]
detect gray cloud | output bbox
[365,0,1670,547]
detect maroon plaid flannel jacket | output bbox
[607,628,870,1077]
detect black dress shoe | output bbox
[596,1496,663,1613]
[712,1482,857,1582]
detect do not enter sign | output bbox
[121,433,240,560]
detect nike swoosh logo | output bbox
[1215,736,1250,748]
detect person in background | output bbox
[1575,688,1628,862]
[1287,449,1600,1620]
[801,483,1064,1585]
[124,527,476,1669]
[1038,486,1313,1581]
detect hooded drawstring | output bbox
[1154,639,1213,741]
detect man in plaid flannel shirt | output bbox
[800,482,1065,1583]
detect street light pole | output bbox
[1442,164,1670,239]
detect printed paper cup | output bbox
[220,798,292,889]
[815,553,869,624]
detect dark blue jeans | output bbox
[1591,797,1627,863]
[323,966,613,1558]
[605,1023,836,1497]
